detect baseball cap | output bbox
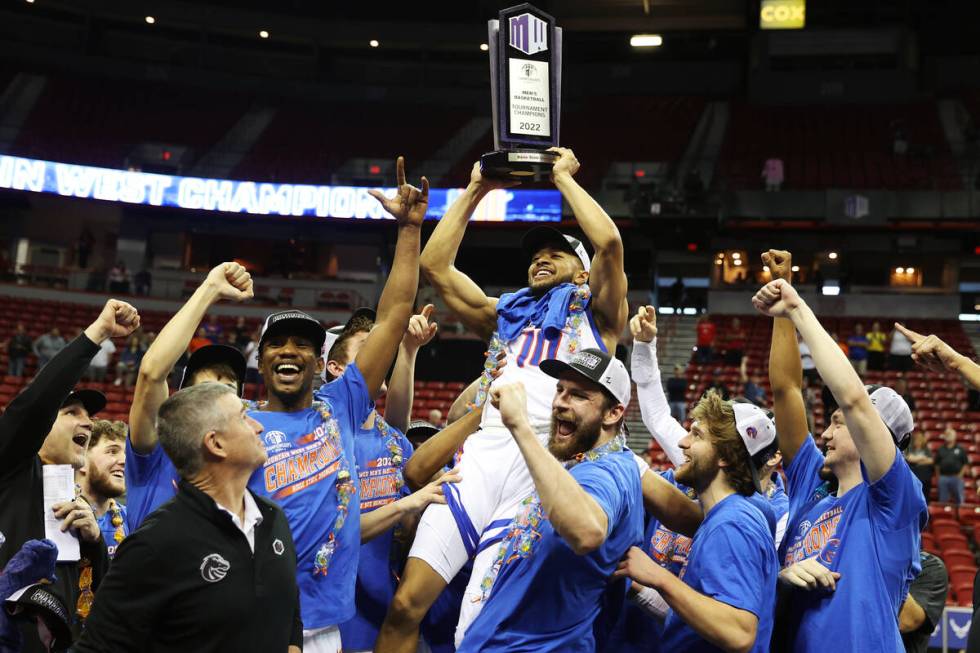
[321,307,378,381]
[540,348,631,407]
[732,401,778,493]
[521,226,591,273]
[179,344,247,395]
[866,385,914,451]
[260,310,326,352]
[4,583,72,651]
[406,420,440,444]
[61,389,105,417]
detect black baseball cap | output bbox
[540,348,631,406]
[259,310,326,352]
[521,226,591,272]
[61,389,106,416]
[180,344,247,395]
[4,583,72,651]
[406,420,440,443]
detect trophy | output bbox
[480,4,562,180]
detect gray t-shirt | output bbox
[902,551,948,653]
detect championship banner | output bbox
[0,154,562,222]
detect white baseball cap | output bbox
[867,385,914,450]
[732,401,778,493]
[540,348,631,407]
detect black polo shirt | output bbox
[75,480,303,652]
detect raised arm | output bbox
[403,409,482,491]
[384,305,438,433]
[763,250,810,465]
[0,300,138,475]
[894,323,980,391]
[754,279,896,481]
[358,156,426,399]
[630,306,688,467]
[550,148,628,336]
[418,163,516,340]
[129,263,252,454]
[493,383,610,555]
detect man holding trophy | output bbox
[375,4,636,651]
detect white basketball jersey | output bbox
[481,304,605,436]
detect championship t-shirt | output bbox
[661,493,778,653]
[339,415,414,650]
[604,469,694,653]
[247,362,373,631]
[458,450,643,652]
[777,437,927,653]
[124,433,179,532]
[96,504,129,558]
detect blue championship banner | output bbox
[0,154,562,222]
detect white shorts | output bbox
[304,625,341,653]
[408,424,544,644]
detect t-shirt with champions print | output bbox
[247,362,373,631]
[776,437,927,653]
[339,415,415,650]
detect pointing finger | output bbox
[894,323,923,343]
[420,304,434,320]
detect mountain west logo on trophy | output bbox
[509,13,548,55]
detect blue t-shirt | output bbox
[124,433,179,533]
[339,415,414,650]
[458,450,643,653]
[96,504,129,559]
[604,469,694,653]
[247,362,373,631]
[662,493,778,653]
[847,335,869,360]
[777,437,927,653]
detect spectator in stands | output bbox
[723,317,747,366]
[113,335,144,388]
[133,268,151,296]
[107,262,129,294]
[74,384,303,653]
[894,377,916,415]
[428,408,444,427]
[889,324,914,371]
[669,277,685,308]
[0,299,139,651]
[189,327,212,354]
[756,252,925,653]
[831,331,848,357]
[86,265,107,293]
[847,324,870,376]
[740,356,766,407]
[762,157,784,191]
[798,336,818,384]
[667,363,688,422]
[904,432,934,507]
[76,420,129,559]
[244,329,260,386]
[703,368,730,401]
[934,425,968,504]
[233,316,250,349]
[86,336,116,382]
[892,128,909,156]
[867,321,888,371]
[899,551,948,653]
[32,327,66,371]
[695,315,716,364]
[7,322,32,377]
[204,314,223,343]
[76,228,95,270]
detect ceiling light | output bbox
[828,252,838,260]
[369,39,380,48]
[791,265,800,272]
[259,30,269,39]
[630,34,663,48]
[144,15,155,24]
[480,43,489,51]
[906,267,915,274]
[763,266,770,272]
[895,267,904,274]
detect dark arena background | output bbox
[1,0,980,650]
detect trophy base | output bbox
[480,149,559,181]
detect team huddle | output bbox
[3,149,978,653]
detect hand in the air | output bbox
[87,299,141,343]
[490,382,530,433]
[369,157,429,227]
[762,249,793,282]
[752,279,803,319]
[205,262,254,302]
[548,147,580,181]
[894,323,963,374]
[630,305,658,343]
[402,305,439,352]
